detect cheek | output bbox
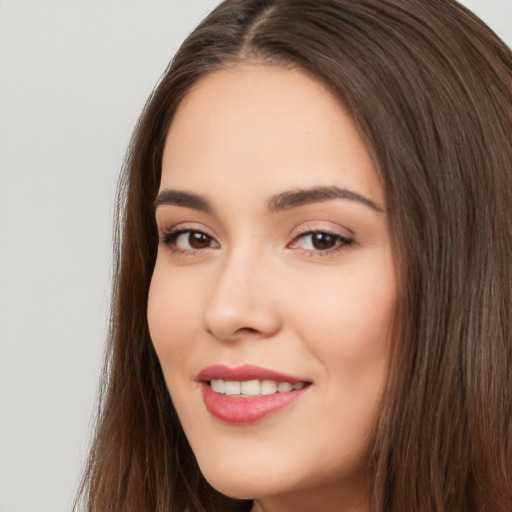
[283,259,396,373]
[147,263,199,369]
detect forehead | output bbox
[161,64,382,205]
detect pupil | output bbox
[312,233,335,250]
[189,232,210,249]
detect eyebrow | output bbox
[153,189,213,213]
[153,185,383,214]
[268,186,383,213]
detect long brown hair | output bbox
[75,1,512,511]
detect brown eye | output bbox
[161,229,220,252]
[311,233,338,250]
[291,231,353,253]
[188,231,212,249]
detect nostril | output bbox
[236,327,259,335]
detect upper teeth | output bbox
[210,379,305,396]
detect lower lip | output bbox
[201,383,309,424]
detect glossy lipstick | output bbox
[198,364,310,424]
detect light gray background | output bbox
[0,1,510,511]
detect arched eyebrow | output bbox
[153,185,383,214]
[153,189,213,213]
[268,186,383,213]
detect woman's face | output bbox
[148,64,396,511]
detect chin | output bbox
[202,474,261,500]
[196,452,300,500]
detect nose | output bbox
[202,248,281,343]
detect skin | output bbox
[148,64,397,512]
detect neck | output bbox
[249,473,370,512]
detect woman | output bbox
[75,1,512,511]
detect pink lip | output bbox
[198,365,311,424]
[197,364,307,384]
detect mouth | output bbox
[197,365,312,424]
[209,378,306,397]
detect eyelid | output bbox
[157,219,215,239]
[160,228,218,245]
[158,223,220,256]
[287,225,354,256]
[289,221,353,241]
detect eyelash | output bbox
[158,228,353,257]
[290,229,353,255]
[159,228,219,256]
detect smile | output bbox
[210,379,306,396]
[198,365,311,424]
